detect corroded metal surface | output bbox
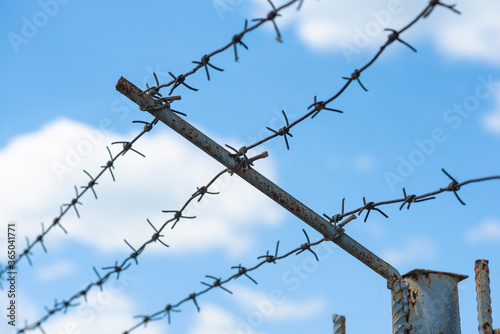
[403,269,468,334]
[332,314,346,334]
[476,259,493,334]
[390,278,411,334]
[116,76,401,278]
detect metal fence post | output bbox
[403,269,467,333]
[332,314,346,334]
[476,259,494,334]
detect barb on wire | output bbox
[161,210,196,229]
[60,300,80,314]
[111,141,145,158]
[422,0,460,18]
[257,241,280,264]
[62,186,83,218]
[93,266,104,292]
[142,100,188,117]
[81,170,98,199]
[168,72,198,96]
[164,305,181,324]
[308,96,343,119]
[145,72,162,98]
[133,315,162,328]
[399,188,435,210]
[231,264,258,285]
[358,196,389,223]
[266,110,293,150]
[323,198,345,226]
[52,216,67,234]
[296,229,319,261]
[124,239,143,265]
[189,293,201,312]
[253,0,283,42]
[226,145,252,172]
[385,29,417,52]
[232,20,249,62]
[119,231,327,333]
[36,223,48,253]
[102,261,131,280]
[22,237,33,266]
[440,168,465,205]
[342,69,368,92]
[192,55,224,81]
[101,146,116,182]
[146,219,170,247]
[201,275,233,294]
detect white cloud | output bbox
[381,237,438,266]
[482,92,500,134]
[0,280,166,334]
[187,286,325,334]
[0,118,284,260]
[465,218,500,244]
[36,261,76,281]
[188,304,247,334]
[354,155,375,172]
[250,0,500,65]
[232,285,326,321]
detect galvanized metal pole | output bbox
[476,259,494,334]
[332,314,346,334]
[116,76,409,333]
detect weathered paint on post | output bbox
[332,314,346,334]
[476,259,494,334]
[403,269,467,334]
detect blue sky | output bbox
[1,0,500,333]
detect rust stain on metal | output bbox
[476,259,493,334]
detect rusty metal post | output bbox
[403,269,467,334]
[476,259,494,334]
[390,278,410,334]
[332,314,346,334]
[116,76,410,333]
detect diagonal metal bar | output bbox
[116,76,401,281]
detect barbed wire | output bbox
[16,152,268,334]
[140,0,308,99]
[121,230,328,333]
[1,0,307,282]
[19,167,498,334]
[241,0,462,153]
[13,1,497,333]
[322,170,500,224]
[0,117,162,283]
[137,0,462,168]
[114,173,500,334]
